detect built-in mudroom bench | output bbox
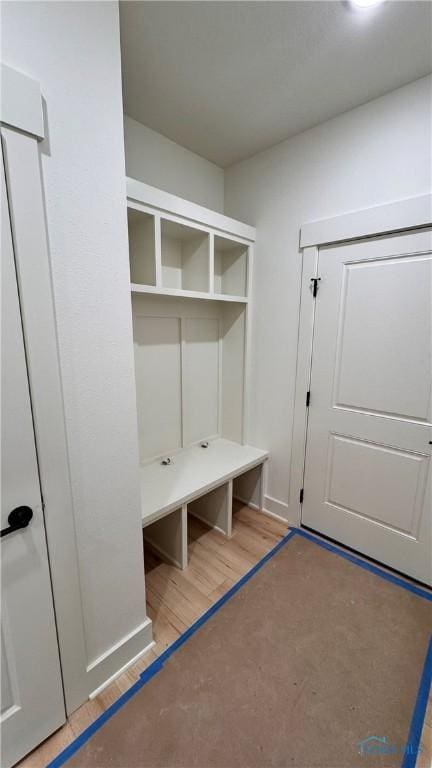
[126,178,269,576]
[140,439,268,569]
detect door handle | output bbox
[1,506,33,538]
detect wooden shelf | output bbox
[139,438,268,526]
[131,283,249,303]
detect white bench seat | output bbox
[140,438,268,526]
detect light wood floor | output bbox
[18,503,287,768]
[18,503,431,768]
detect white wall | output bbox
[224,75,432,520]
[124,115,224,212]
[2,0,150,693]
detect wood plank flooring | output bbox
[17,503,287,768]
[16,504,431,768]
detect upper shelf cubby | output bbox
[161,219,209,293]
[214,235,248,298]
[126,177,255,303]
[128,208,156,286]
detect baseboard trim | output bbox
[89,639,156,700]
[233,493,293,526]
[86,617,153,694]
[261,505,290,525]
[264,494,290,522]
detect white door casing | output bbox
[1,63,89,715]
[1,151,66,767]
[301,228,431,584]
[2,62,154,720]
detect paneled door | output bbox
[1,153,65,766]
[302,229,431,585]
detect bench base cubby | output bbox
[233,462,266,513]
[141,440,268,570]
[143,505,187,570]
[188,482,233,538]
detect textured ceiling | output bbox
[120,1,432,167]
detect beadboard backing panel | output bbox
[132,294,245,462]
[133,315,182,462]
[221,303,245,444]
[183,317,220,446]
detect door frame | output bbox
[1,64,88,713]
[289,194,432,526]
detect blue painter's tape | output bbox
[47,677,143,768]
[401,636,432,768]
[46,528,297,768]
[139,527,298,678]
[46,525,432,768]
[296,527,432,602]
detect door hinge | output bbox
[299,488,304,504]
[306,390,310,407]
[311,277,321,297]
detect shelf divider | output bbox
[154,214,162,288]
[209,232,215,295]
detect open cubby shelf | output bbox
[214,234,248,298]
[127,178,269,576]
[161,219,209,292]
[127,198,251,302]
[128,208,156,286]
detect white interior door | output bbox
[302,228,432,585]
[1,153,65,766]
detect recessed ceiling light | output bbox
[350,0,386,7]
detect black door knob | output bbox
[1,506,33,538]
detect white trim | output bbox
[220,493,291,526]
[89,637,155,700]
[289,246,319,526]
[87,617,151,672]
[209,232,215,294]
[1,64,157,720]
[261,504,291,526]
[217,317,223,437]
[300,194,432,248]
[154,213,162,287]
[263,494,291,522]
[1,64,44,139]
[1,125,88,714]
[242,245,254,444]
[127,177,256,242]
[293,197,432,536]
